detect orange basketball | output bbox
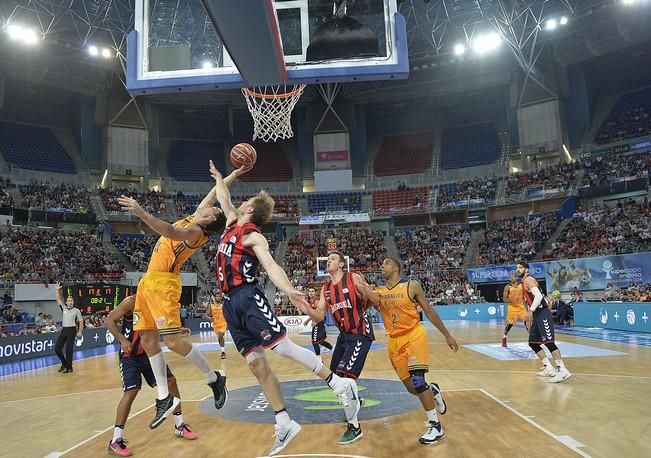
[230,143,257,169]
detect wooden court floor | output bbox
[1,320,649,458]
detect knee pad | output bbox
[545,342,558,353]
[245,347,266,364]
[409,369,429,394]
[529,343,542,353]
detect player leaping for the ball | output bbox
[117,165,247,430]
[209,160,360,457]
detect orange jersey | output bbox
[147,215,209,273]
[505,284,523,306]
[377,279,420,337]
[211,302,226,328]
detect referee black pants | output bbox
[55,327,76,368]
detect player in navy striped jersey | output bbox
[103,296,197,457]
[302,250,380,444]
[209,160,361,456]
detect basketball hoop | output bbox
[241,84,306,142]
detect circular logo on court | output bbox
[626,309,636,325]
[458,307,468,318]
[487,306,497,316]
[599,308,608,324]
[200,379,420,424]
[105,330,115,344]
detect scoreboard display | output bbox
[64,284,135,315]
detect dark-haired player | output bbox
[117,165,247,429]
[304,250,380,445]
[516,261,571,383]
[377,257,458,445]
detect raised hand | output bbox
[117,196,146,217]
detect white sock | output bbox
[326,372,346,392]
[542,358,552,368]
[112,425,124,442]
[218,342,223,352]
[174,413,184,428]
[148,352,170,399]
[348,414,359,428]
[556,359,568,372]
[272,337,323,374]
[426,408,439,423]
[185,344,217,383]
[275,409,291,427]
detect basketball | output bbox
[230,143,257,169]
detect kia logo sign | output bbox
[283,317,302,326]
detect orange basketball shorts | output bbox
[506,303,528,324]
[133,272,182,335]
[388,323,430,381]
[212,313,228,335]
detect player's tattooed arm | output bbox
[352,273,380,306]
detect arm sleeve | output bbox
[530,286,544,311]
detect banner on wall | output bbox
[317,151,348,162]
[574,302,651,333]
[545,252,651,292]
[299,213,370,225]
[466,263,546,284]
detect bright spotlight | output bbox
[6,24,23,40]
[472,33,501,55]
[454,44,466,56]
[545,19,558,30]
[88,45,99,56]
[22,29,38,44]
[101,48,111,58]
[201,61,214,69]
[560,16,568,25]
[623,0,636,4]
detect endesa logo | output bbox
[283,317,303,326]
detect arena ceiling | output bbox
[1,0,650,105]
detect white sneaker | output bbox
[549,369,572,383]
[419,420,444,445]
[431,383,447,415]
[268,420,302,456]
[537,366,557,377]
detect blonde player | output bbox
[206,292,228,359]
[502,273,527,347]
[377,258,459,445]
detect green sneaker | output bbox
[338,423,363,445]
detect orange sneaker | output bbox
[175,423,198,440]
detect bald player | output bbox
[376,257,459,445]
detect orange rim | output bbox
[242,84,306,100]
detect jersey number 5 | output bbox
[218,266,224,282]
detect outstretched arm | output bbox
[118,196,203,244]
[209,160,245,225]
[409,280,458,352]
[303,288,328,323]
[197,165,248,211]
[246,231,310,311]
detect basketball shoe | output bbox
[220,351,227,359]
[537,366,557,377]
[207,370,228,409]
[419,421,444,445]
[549,368,572,383]
[430,383,447,415]
[149,394,181,429]
[107,438,132,456]
[501,336,507,347]
[174,423,198,440]
[338,423,363,445]
[268,420,302,456]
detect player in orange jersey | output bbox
[117,164,248,429]
[376,257,459,445]
[206,292,228,359]
[502,273,528,347]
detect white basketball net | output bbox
[241,84,306,142]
